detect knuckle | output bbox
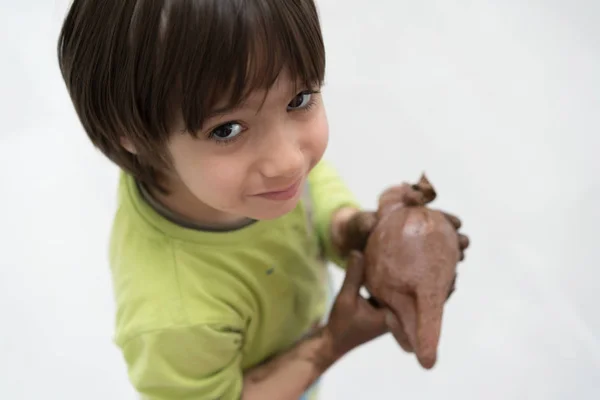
[336,293,355,309]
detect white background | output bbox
[1,0,599,399]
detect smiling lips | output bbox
[255,178,303,201]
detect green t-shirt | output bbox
[109,160,359,399]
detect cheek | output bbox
[168,138,248,205]
[302,108,329,159]
[186,158,249,203]
[191,158,245,192]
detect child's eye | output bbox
[287,91,314,110]
[209,122,243,142]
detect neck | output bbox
[142,178,253,231]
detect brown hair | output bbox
[57,0,326,191]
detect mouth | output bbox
[255,178,303,201]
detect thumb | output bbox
[340,250,366,295]
[414,292,445,369]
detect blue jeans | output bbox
[299,378,320,399]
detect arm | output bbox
[120,323,245,400]
[121,257,387,400]
[242,328,336,400]
[121,319,334,400]
[243,252,388,400]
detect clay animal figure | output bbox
[363,175,468,369]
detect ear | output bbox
[120,137,137,154]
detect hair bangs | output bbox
[58,0,325,191]
[158,0,326,134]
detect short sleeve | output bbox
[121,323,244,400]
[307,160,361,268]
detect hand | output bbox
[431,210,470,299]
[324,251,388,360]
[436,210,470,263]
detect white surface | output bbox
[1,1,599,399]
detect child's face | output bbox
[162,71,328,226]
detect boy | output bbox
[57,0,467,399]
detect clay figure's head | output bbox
[377,174,437,217]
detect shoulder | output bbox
[110,229,249,346]
[109,173,249,345]
[307,158,336,181]
[111,245,246,398]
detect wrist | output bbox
[317,326,344,368]
[309,327,340,373]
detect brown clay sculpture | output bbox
[363,175,466,369]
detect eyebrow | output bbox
[203,83,318,121]
[202,104,256,125]
[204,95,264,121]
[204,106,240,120]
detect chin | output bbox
[247,197,300,221]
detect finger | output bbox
[340,250,366,296]
[458,234,470,250]
[356,297,389,339]
[385,310,413,353]
[346,211,379,252]
[366,306,390,338]
[414,292,445,369]
[441,211,462,230]
[356,211,378,234]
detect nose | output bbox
[258,125,304,179]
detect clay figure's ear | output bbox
[411,174,436,204]
[120,137,137,154]
[378,174,436,215]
